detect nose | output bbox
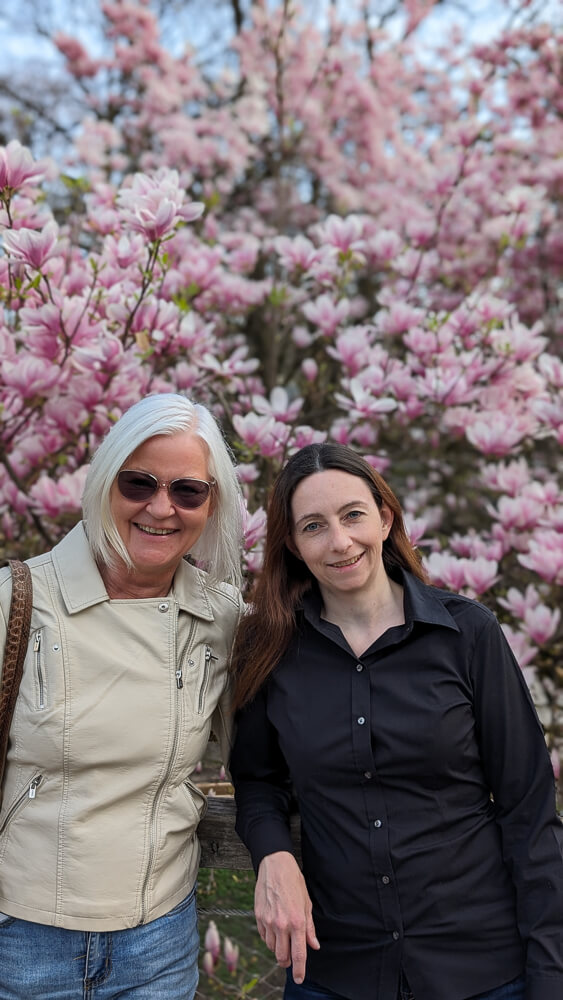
[145,484,175,517]
[328,521,352,552]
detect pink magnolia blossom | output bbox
[28,467,88,518]
[244,549,264,575]
[334,377,397,420]
[366,228,402,262]
[538,353,563,388]
[1,355,61,397]
[254,420,291,459]
[364,453,391,475]
[242,506,267,550]
[424,552,468,592]
[327,327,374,375]
[290,425,327,449]
[201,952,215,977]
[518,530,563,585]
[488,494,545,532]
[224,937,240,974]
[377,303,425,337]
[497,585,541,619]
[2,221,60,269]
[489,318,547,363]
[312,214,365,253]
[232,412,275,447]
[404,515,428,547]
[236,463,259,484]
[462,557,499,595]
[481,459,531,496]
[204,921,220,963]
[302,294,350,337]
[116,168,203,241]
[0,140,46,193]
[302,358,319,381]
[252,386,303,423]
[522,605,561,646]
[274,234,323,271]
[465,413,531,456]
[500,625,538,671]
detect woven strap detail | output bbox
[0,560,32,790]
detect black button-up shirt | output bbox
[230,571,563,1000]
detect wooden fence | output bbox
[197,789,301,870]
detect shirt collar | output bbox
[301,567,460,634]
[52,521,215,620]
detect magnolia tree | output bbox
[0,0,561,765]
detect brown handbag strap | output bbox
[0,560,32,789]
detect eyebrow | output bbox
[294,500,370,528]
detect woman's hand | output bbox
[254,851,320,984]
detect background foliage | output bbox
[0,0,561,777]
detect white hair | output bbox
[82,393,243,587]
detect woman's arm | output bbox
[230,687,319,982]
[471,615,563,1000]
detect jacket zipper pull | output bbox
[33,633,41,653]
[28,776,42,799]
[205,646,218,663]
[175,669,183,689]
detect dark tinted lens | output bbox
[169,479,211,509]
[117,471,158,502]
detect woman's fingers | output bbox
[254,851,319,982]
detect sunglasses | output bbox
[117,470,215,510]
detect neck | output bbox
[99,561,176,600]
[320,575,405,637]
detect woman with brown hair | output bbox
[229,443,563,1000]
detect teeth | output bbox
[136,524,175,536]
[332,554,362,568]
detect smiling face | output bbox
[289,469,393,603]
[108,431,213,590]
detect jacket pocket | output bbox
[182,775,209,823]
[197,645,218,715]
[32,629,46,709]
[0,773,44,837]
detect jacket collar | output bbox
[52,521,215,621]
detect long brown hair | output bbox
[231,443,427,710]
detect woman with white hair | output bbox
[0,393,244,999]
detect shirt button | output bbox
[374,819,382,828]
[357,717,365,725]
[356,663,363,672]
[364,771,372,780]
[158,602,169,613]
[392,931,400,941]
[382,875,390,884]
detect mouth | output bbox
[134,523,177,536]
[329,553,364,569]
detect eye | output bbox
[345,509,363,521]
[302,521,320,533]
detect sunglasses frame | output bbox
[117,469,215,510]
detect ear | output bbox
[380,503,394,540]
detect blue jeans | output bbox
[284,969,525,1000]
[0,888,199,999]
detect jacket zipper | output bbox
[34,630,45,709]
[0,774,43,836]
[197,645,217,714]
[140,611,195,923]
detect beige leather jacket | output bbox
[0,522,243,930]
